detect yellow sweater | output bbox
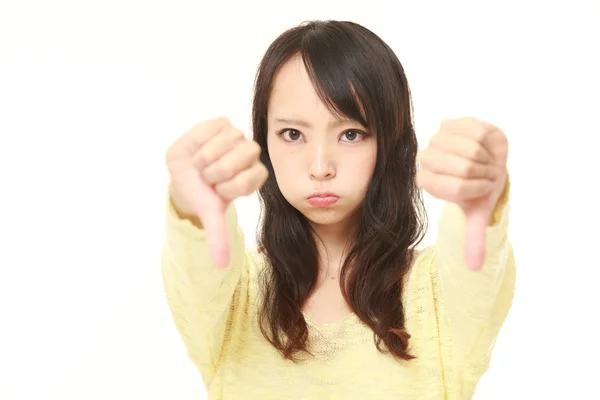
[161,185,515,400]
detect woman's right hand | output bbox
[165,117,268,268]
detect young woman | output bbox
[163,20,514,400]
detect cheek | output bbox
[267,138,284,175]
[348,148,377,188]
[267,138,296,194]
[271,156,292,182]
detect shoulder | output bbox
[401,245,443,307]
[411,245,436,265]
[245,247,268,272]
[241,247,270,287]
[406,245,437,281]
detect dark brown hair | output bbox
[252,20,426,361]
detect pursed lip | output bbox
[306,192,339,199]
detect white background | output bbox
[1,0,599,399]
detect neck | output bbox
[310,218,359,277]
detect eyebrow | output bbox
[273,117,356,130]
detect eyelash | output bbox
[277,129,369,143]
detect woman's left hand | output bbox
[416,117,508,271]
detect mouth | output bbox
[306,192,340,208]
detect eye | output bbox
[279,129,303,142]
[340,129,366,143]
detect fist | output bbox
[165,117,268,268]
[416,117,508,271]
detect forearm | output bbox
[434,179,514,358]
[161,194,245,372]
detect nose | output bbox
[308,141,336,180]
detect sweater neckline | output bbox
[302,311,360,330]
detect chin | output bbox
[302,210,347,226]
[296,203,362,228]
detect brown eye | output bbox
[281,129,302,142]
[288,129,300,140]
[341,130,365,142]
[345,131,358,141]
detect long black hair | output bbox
[252,20,426,361]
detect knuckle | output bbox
[476,131,487,143]
[237,177,252,195]
[245,180,256,195]
[260,164,269,180]
[165,146,176,166]
[219,181,237,199]
[218,163,234,179]
[428,134,441,148]
[439,119,453,132]
[166,161,178,177]
[231,127,245,140]
[471,145,485,160]
[463,116,479,124]
[196,151,211,167]
[166,161,177,177]
[462,161,476,176]
[215,185,233,201]
[250,140,262,156]
[214,116,231,127]
[473,123,489,142]
[416,172,424,187]
[416,170,431,189]
[496,131,509,149]
[242,141,258,159]
[257,162,267,175]
[455,180,468,196]
[165,147,186,174]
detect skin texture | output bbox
[267,55,377,273]
[165,117,268,268]
[417,117,508,270]
[165,68,509,275]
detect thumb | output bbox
[197,202,230,269]
[464,208,488,271]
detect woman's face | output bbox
[266,55,377,231]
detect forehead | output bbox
[268,55,328,116]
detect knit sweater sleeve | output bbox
[161,196,246,387]
[433,177,516,366]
